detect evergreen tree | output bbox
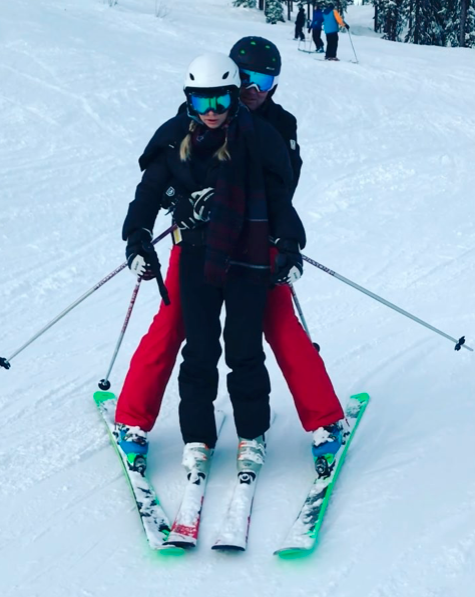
[265,0,285,24]
[319,1,351,12]
[466,2,475,47]
[440,0,460,46]
[358,0,474,47]
[459,0,475,46]
[376,0,405,40]
[373,0,385,32]
[233,0,257,8]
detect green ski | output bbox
[274,392,370,557]
[93,391,180,553]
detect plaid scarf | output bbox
[204,107,270,286]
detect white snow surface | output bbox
[1,1,475,596]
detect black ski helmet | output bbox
[229,36,282,77]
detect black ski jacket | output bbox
[122,110,306,248]
[254,98,303,195]
[296,9,306,28]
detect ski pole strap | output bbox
[144,246,170,306]
[302,254,473,352]
[155,267,170,306]
[151,225,176,306]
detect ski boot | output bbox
[237,435,266,484]
[182,442,213,484]
[312,419,350,479]
[115,424,148,476]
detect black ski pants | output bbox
[325,32,339,59]
[295,24,305,41]
[312,28,324,51]
[178,244,271,448]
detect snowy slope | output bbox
[1,1,475,596]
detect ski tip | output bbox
[93,390,116,405]
[349,392,370,404]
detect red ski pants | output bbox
[115,244,344,432]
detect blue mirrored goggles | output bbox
[189,93,232,115]
[240,69,277,93]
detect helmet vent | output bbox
[222,71,229,80]
[190,73,195,81]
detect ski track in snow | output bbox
[1,1,475,596]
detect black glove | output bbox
[125,228,170,304]
[173,196,200,231]
[173,187,215,230]
[191,187,214,222]
[345,23,350,30]
[271,239,303,286]
[126,228,158,281]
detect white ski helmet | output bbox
[184,53,241,91]
[184,53,241,122]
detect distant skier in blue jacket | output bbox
[322,3,350,61]
[308,5,324,53]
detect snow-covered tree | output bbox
[440,0,461,46]
[233,0,257,8]
[459,0,475,46]
[405,0,445,45]
[265,0,285,24]
[466,2,475,46]
[319,1,351,12]
[379,0,405,40]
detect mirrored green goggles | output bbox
[189,93,232,115]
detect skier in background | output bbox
[115,38,348,479]
[119,51,306,476]
[308,4,325,53]
[294,5,306,41]
[323,2,350,61]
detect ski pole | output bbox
[347,29,359,64]
[302,254,473,352]
[98,279,142,391]
[289,284,320,352]
[0,224,177,370]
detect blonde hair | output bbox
[179,120,231,162]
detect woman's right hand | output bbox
[126,228,159,280]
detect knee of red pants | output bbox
[264,283,306,344]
